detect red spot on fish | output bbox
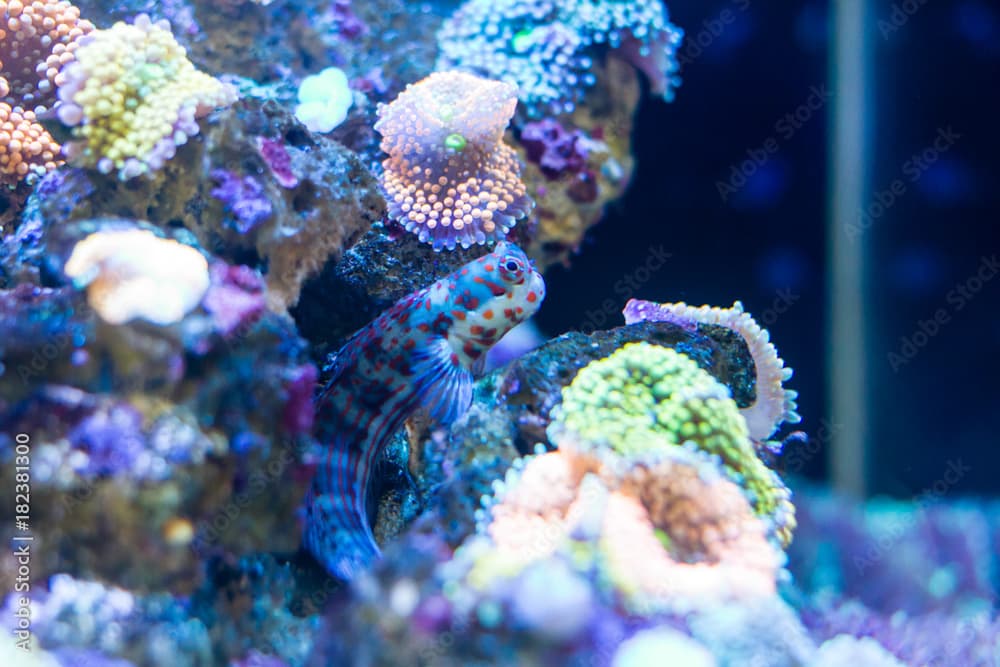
[451,309,467,320]
[527,291,538,303]
[474,276,507,296]
[403,339,416,350]
[503,308,514,319]
[484,263,494,272]
[470,324,484,335]
[482,309,494,320]
[432,312,452,335]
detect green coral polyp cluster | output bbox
[549,342,795,545]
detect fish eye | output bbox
[499,254,525,282]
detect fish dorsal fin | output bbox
[411,337,474,426]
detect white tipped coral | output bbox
[623,299,800,442]
[64,229,210,325]
[461,441,781,614]
[56,14,237,179]
[374,70,532,250]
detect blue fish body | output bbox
[305,242,545,579]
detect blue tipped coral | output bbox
[375,71,533,250]
[437,0,683,117]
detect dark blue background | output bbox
[535,0,1000,497]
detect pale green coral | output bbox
[548,342,795,545]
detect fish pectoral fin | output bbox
[470,352,487,377]
[411,337,474,426]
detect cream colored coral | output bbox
[466,442,781,613]
[64,229,210,325]
[624,300,801,441]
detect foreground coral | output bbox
[64,228,210,325]
[465,442,781,614]
[624,299,801,442]
[56,14,236,179]
[548,341,796,545]
[375,70,532,250]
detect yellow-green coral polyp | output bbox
[548,342,795,546]
[55,14,236,179]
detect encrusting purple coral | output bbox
[255,136,299,189]
[69,402,156,478]
[202,262,268,338]
[327,0,366,39]
[210,169,274,233]
[520,119,590,179]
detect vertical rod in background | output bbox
[828,0,871,497]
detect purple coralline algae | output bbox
[327,0,366,39]
[210,170,274,233]
[69,402,157,477]
[255,136,299,189]
[519,118,590,179]
[202,262,268,339]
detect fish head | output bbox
[446,242,545,367]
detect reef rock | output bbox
[8,98,383,311]
[0,217,315,594]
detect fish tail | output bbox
[304,444,380,580]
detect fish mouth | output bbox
[530,271,546,299]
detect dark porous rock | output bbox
[16,98,384,311]
[0,217,316,594]
[0,182,31,240]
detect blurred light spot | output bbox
[795,3,828,52]
[914,157,975,205]
[889,246,946,295]
[757,246,809,292]
[700,11,755,64]
[730,157,789,209]
[954,1,1000,56]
